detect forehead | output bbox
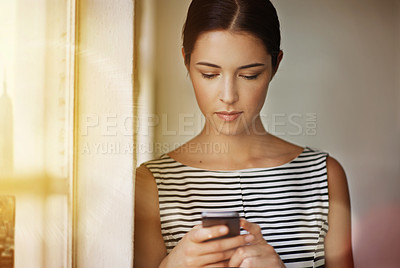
[191,30,270,65]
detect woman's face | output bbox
[187,30,278,136]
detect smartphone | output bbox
[201,211,240,241]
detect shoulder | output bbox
[135,164,154,183]
[135,155,168,192]
[135,164,157,200]
[138,154,171,172]
[326,156,346,178]
[135,154,177,185]
[326,156,350,200]
[303,149,349,197]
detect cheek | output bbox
[244,83,269,111]
[191,78,216,114]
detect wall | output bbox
[76,0,134,267]
[135,0,157,165]
[153,0,196,153]
[269,1,400,265]
[13,1,46,266]
[398,0,400,131]
[149,0,400,266]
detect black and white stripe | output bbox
[144,147,329,268]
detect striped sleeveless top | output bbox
[144,147,329,267]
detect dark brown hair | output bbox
[182,0,281,69]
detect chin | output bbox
[212,124,251,136]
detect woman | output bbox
[135,0,353,267]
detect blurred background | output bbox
[0,0,134,267]
[0,0,74,267]
[0,0,399,267]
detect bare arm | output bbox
[134,165,167,268]
[325,156,354,267]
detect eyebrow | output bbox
[196,62,265,70]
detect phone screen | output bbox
[201,211,240,241]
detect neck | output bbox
[195,116,272,159]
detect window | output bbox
[0,0,75,267]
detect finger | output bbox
[240,219,265,243]
[197,233,255,255]
[240,219,259,234]
[228,245,262,267]
[240,255,285,268]
[193,224,202,230]
[240,257,258,268]
[189,225,229,243]
[204,260,230,267]
[201,249,235,267]
[186,248,235,267]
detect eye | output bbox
[201,73,218,79]
[240,74,261,80]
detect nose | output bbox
[219,76,239,104]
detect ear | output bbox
[271,50,284,79]
[182,47,190,72]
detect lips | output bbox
[215,111,243,122]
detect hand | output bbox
[229,219,286,268]
[160,224,255,268]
